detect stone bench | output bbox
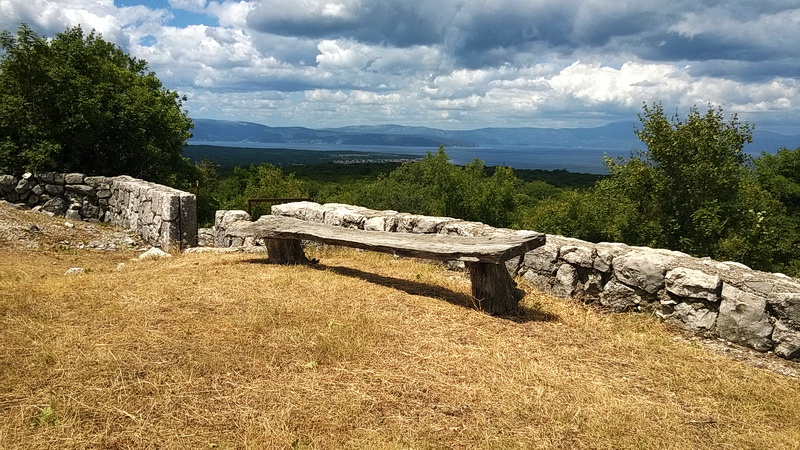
[225,215,546,314]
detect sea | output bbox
[192,141,777,174]
[191,141,639,174]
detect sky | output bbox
[1,0,800,133]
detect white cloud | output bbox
[315,39,372,70]
[1,0,800,132]
[169,0,209,13]
[206,1,257,28]
[0,0,137,43]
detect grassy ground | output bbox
[1,211,800,448]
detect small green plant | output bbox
[31,404,58,427]
[291,435,313,449]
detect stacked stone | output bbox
[270,201,504,236]
[0,172,197,252]
[519,237,800,358]
[0,172,112,221]
[257,201,800,360]
[108,176,197,251]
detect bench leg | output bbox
[266,239,310,265]
[466,262,525,315]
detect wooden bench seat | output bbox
[226,215,546,314]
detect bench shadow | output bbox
[245,258,557,323]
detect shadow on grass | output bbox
[245,257,558,323]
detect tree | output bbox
[755,147,800,216]
[213,164,308,218]
[327,146,525,227]
[604,102,757,257]
[520,102,797,273]
[753,147,800,274]
[0,24,193,183]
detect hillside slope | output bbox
[1,201,799,448]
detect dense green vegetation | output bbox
[195,104,800,277]
[193,147,583,229]
[0,24,193,184]
[520,104,800,276]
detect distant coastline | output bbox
[186,141,626,174]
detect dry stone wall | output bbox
[0,172,196,251]
[212,201,800,361]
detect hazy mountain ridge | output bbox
[190,119,473,147]
[190,118,800,152]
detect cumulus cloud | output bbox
[2,0,800,131]
[247,0,450,46]
[169,0,209,13]
[0,0,141,45]
[247,0,800,70]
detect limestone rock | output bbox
[215,210,250,229]
[323,206,366,228]
[583,272,605,300]
[65,184,95,196]
[25,193,38,206]
[665,267,721,301]
[38,172,55,183]
[593,244,627,272]
[744,281,774,296]
[0,174,17,192]
[364,216,387,231]
[600,279,642,311]
[395,214,418,232]
[555,263,579,297]
[64,173,85,184]
[84,176,110,188]
[772,321,800,359]
[64,267,85,275]
[438,221,490,237]
[560,245,593,268]
[659,302,717,333]
[717,284,774,352]
[82,202,101,219]
[413,215,452,234]
[521,269,556,293]
[138,247,172,260]
[41,196,69,215]
[14,178,31,193]
[270,201,318,220]
[613,251,670,294]
[767,292,800,325]
[522,243,559,274]
[197,227,215,247]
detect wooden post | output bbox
[266,239,309,265]
[466,262,525,315]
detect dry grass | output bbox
[2,216,800,448]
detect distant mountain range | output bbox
[189,118,800,153]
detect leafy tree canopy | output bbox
[0,24,193,183]
[755,147,800,216]
[520,102,800,274]
[604,102,757,256]
[323,146,525,227]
